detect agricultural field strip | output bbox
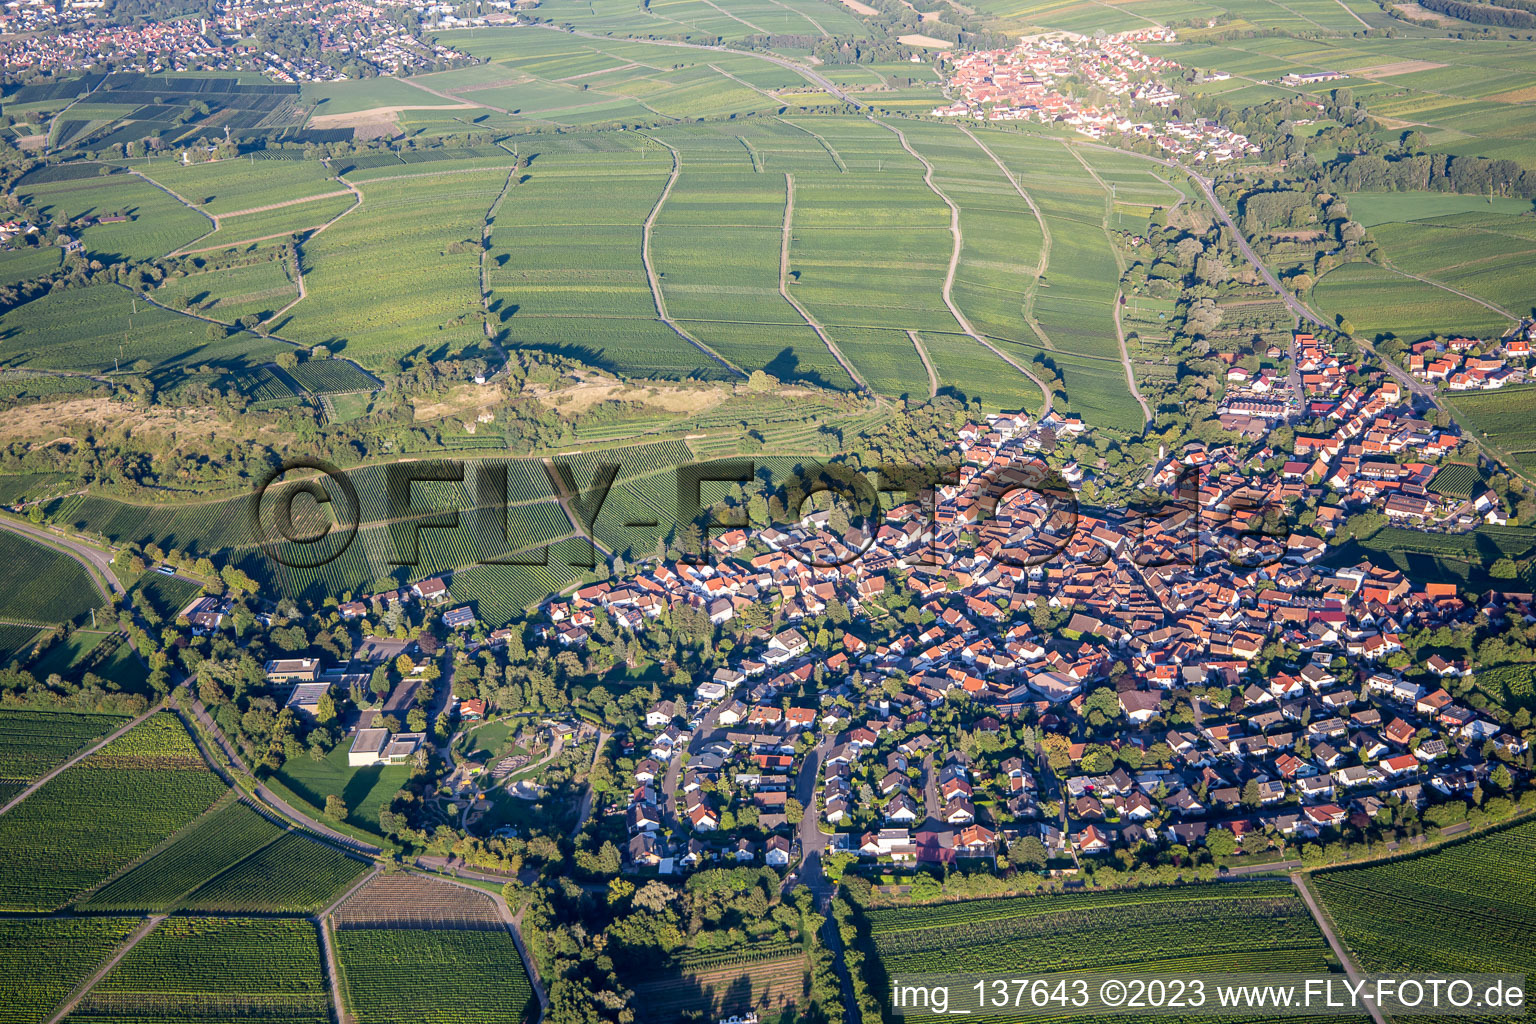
[779,171,870,389]
[0,703,162,816]
[635,132,750,376]
[873,117,1054,415]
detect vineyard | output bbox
[127,571,203,622]
[631,953,810,1024]
[1428,462,1484,500]
[0,917,141,1024]
[333,927,536,1024]
[1313,819,1536,1008]
[70,917,332,1024]
[0,529,103,626]
[0,712,226,910]
[866,881,1345,1019]
[0,707,128,786]
[287,359,381,395]
[75,799,286,912]
[332,874,505,930]
[179,831,371,913]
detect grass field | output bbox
[26,629,111,679]
[1347,192,1535,227]
[333,926,536,1024]
[1444,386,1536,470]
[0,917,143,1024]
[1313,819,1536,1018]
[0,712,226,911]
[70,917,332,1024]
[0,529,104,626]
[19,172,212,261]
[157,260,300,325]
[273,742,410,836]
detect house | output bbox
[628,833,661,867]
[265,657,321,684]
[284,682,330,718]
[413,577,450,603]
[443,605,477,630]
[765,835,791,867]
[460,698,487,720]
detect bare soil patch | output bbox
[837,0,879,14]
[898,32,954,48]
[307,103,477,130]
[1347,60,1446,77]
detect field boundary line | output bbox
[1366,260,1519,321]
[45,914,165,1024]
[876,118,1053,418]
[773,116,847,172]
[0,701,164,816]
[634,132,748,378]
[954,124,1056,352]
[318,865,381,1024]
[1064,144,1152,430]
[124,168,218,253]
[779,172,869,391]
[906,330,938,398]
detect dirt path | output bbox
[1063,145,1153,430]
[0,516,120,597]
[317,867,381,1024]
[0,702,163,815]
[478,165,519,375]
[1113,291,1153,428]
[261,177,363,326]
[636,134,746,377]
[568,728,611,838]
[127,168,217,251]
[779,172,869,391]
[46,914,165,1024]
[1292,873,1388,1024]
[907,330,939,397]
[1373,261,1518,321]
[540,459,615,563]
[878,118,1053,417]
[399,75,513,114]
[218,189,354,221]
[956,125,1055,351]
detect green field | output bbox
[334,927,537,1024]
[0,529,104,626]
[1311,261,1511,342]
[180,832,371,914]
[69,917,332,1024]
[0,712,226,910]
[1314,820,1536,1017]
[26,629,111,679]
[0,707,127,788]
[1444,386,1536,470]
[0,917,143,1024]
[866,880,1347,1020]
[0,283,289,375]
[273,742,411,836]
[1347,192,1535,227]
[76,799,287,912]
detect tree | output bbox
[1491,557,1518,580]
[315,689,337,724]
[1241,778,1262,808]
[1205,826,1238,858]
[324,794,347,820]
[786,796,804,825]
[1008,835,1048,869]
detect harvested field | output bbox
[631,954,809,1024]
[1347,60,1446,77]
[333,873,504,930]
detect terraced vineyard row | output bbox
[334,927,536,1024]
[1314,819,1536,1004]
[0,917,142,1024]
[867,882,1345,1022]
[69,917,331,1024]
[0,713,227,911]
[0,708,129,785]
[76,800,286,912]
[181,832,371,914]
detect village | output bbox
[508,332,1528,877]
[1,0,479,78]
[929,29,1258,163]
